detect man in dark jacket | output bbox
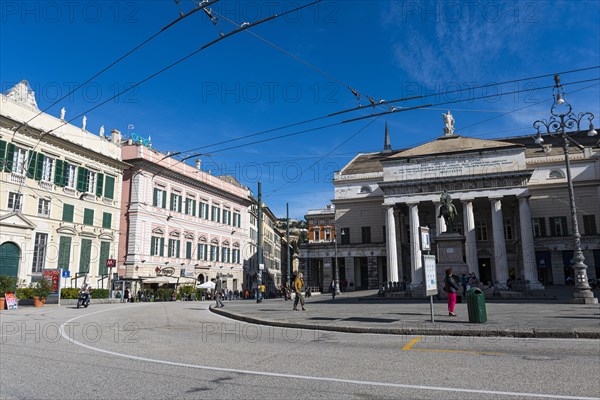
[215,276,224,308]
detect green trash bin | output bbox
[467,288,487,323]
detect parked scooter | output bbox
[77,291,90,308]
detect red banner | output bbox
[43,269,60,294]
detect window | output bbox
[233,212,241,227]
[65,163,77,188]
[250,228,257,242]
[62,204,74,222]
[210,245,219,262]
[83,208,94,226]
[32,233,48,273]
[314,228,320,241]
[504,219,514,241]
[232,248,240,264]
[57,236,72,269]
[476,221,488,241]
[186,242,192,259]
[549,217,568,236]
[211,206,221,223]
[341,228,350,244]
[549,169,565,179]
[98,242,110,276]
[199,202,209,219]
[221,247,229,263]
[170,193,182,213]
[153,188,167,208]
[360,186,371,193]
[168,239,180,258]
[38,198,51,217]
[325,228,331,241]
[86,171,97,194]
[532,218,546,237]
[583,215,597,235]
[41,156,54,182]
[150,237,164,256]
[102,212,112,229]
[197,243,208,261]
[103,175,115,199]
[12,146,28,175]
[361,227,371,244]
[79,239,92,273]
[185,198,197,216]
[8,192,23,211]
[223,209,231,225]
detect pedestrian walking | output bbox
[123,288,130,303]
[293,272,306,311]
[215,277,224,308]
[444,268,459,317]
[330,280,336,300]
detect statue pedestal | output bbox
[435,232,469,294]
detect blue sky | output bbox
[2,0,599,219]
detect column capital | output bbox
[489,196,503,202]
[517,194,531,200]
[461,198,475,203]
[406,201,420,207]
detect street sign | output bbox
[259,263,265,270]
[106,259,116,268]
[61,270,71,278]
[423,255,438,296]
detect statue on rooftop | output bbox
[442,110,455,136]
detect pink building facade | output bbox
[118,143,252,292]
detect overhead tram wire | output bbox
[37,0,323,147]
[170,66,600,156]
[180,77,600,156]
[11,0,221,136]
[210,9,390,114]
[341,77,600,124]
[13,0,323,198]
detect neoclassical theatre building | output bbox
[300,123,599,292]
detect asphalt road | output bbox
[1,302,599,400]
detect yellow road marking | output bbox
[402,336,422,350]
[402,335,503,355]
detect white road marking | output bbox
[58,306,600,400]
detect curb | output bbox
[209,306,600,339]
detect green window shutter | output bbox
[54,159,64,186]
[153,188,158,206]
[34,153,44,180]
[0,140,6,164]
[26,151,37,178]
[186,242,191,259]
[177,195,182,213]
[159,238,165,256]
[83,208,94,225]
[104,175,115,199]
[102,212,112,229]
[76,167,88,192]
[170,193,175,211]
[96,173,104,197]
[192,200,197,217]
[176,241,180,258]
[4,143,15,172]
[161,190,167,208]
[185,199,189,215]
[62,204,74,222]
[98,242,111,275]
[151,237,156,255]
[57,236,72,269]
[79,239,92,273]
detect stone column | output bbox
[518,195,544,289]
[386,206,399,283]
[408,202,422,284]
[434,202,447,235]
[490,197,509,287]
[462,199,479,277]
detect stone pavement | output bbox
[210,287,600,339]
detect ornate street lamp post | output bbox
[533,75,598,304]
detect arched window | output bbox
[549,169,565,179]
[359,186,371,194]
